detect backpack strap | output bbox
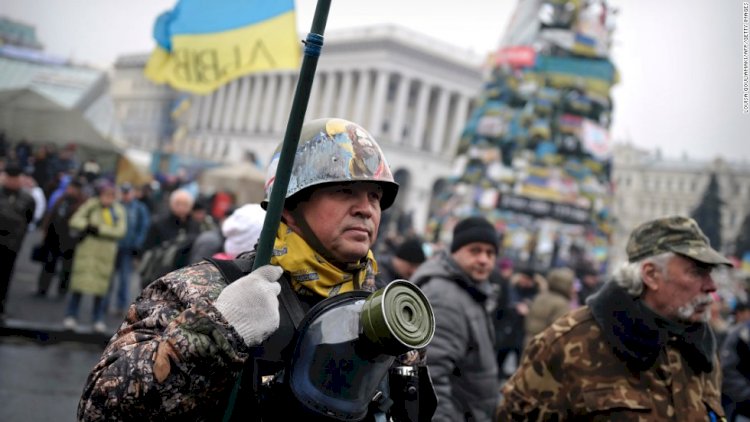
[205,256,305,329]
[276,270,305,329]
[205,256,246,286]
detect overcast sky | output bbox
[4,0,749,162]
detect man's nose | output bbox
[704,275,717,292]
[351,191,374,217]
[477,251,492,265]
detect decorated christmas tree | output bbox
[427,0,618,274]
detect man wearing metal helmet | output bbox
[78,118,434,421]
[498,216,731,421]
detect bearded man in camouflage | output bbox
[498,216,731,421]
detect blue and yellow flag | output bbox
[145,0,300,94]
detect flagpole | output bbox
[223,0,331,419]
[252,0,331,271]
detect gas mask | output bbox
[286,280,434,420]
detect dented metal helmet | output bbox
[263,118,399,210]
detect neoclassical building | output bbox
[112,25,485,233]
[110,54,178,152]
[610,143,750,266]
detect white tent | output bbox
[0,88,124,152]
[199,162,266,205]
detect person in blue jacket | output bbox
[109,183,150,314]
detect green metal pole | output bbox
[252,0,331,271]
[223,1,331,420]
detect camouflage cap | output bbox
[626,216,732,266]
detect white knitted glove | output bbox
[215,265,283,347]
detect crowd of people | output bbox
[0,137,263,334]
[3,124,750,420]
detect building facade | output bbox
[110,28,750,261]
[110,54,177,153]
[611,143,750,266]
[112,25,485,234]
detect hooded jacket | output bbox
[411,251,499,422]
[498,281,724,421]
[524,268,574,345]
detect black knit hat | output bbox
[3,161,22,177]
[395,238,426,264]
[451,216,498,253]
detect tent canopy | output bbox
[198,161,266,205]
[0,88,124,152]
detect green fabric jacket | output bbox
[524,270,574,346]
[69,198,126,296]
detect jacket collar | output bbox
[430,251,490,303]
[588,281,715,373]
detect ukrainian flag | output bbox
[145,0,300,94]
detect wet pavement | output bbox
[0,229,140,421]
[0,337,103,421]
[1,230,512,420]
[2,229,137,342]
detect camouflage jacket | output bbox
[78,258,425,421]
[78,261,258,421]
[497,282,725,421]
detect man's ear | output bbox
[641,261,661,291]
[281,208,298,231]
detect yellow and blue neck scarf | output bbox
[270,222,378,298]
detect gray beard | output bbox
[677,294,714,323]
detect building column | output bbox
[201,137,211,158]
[411,81,431,150]
[389,73,411,145]
[319,72,338,118]
[445,93,470,156]
[209,137,220,160]
[273,72,293,132]
[192,136,200,156]
[368,70,389,137]
[307,72,324,119]
[244,74,265,132]
[259,73,279,133]
[210,85,227,130]
[336,70,353,119]
[198,93,214,130]
[429,88,451,153]
[352,69,371,126]
[221,79,239,132]
[232,76,251,131]
[187,94,202,130]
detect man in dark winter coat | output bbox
[576,263,603,306]
[494,264,539,378]
[412,216,500,422]
[375,237,426,289]
[35,177,87,297]
[142,188,199,252]
[0,162,36,318]
[721,318,750,421]
[139,188,200,283]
